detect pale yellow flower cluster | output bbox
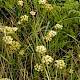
[20,15,28,22]
[30,11,36,16]
[9,41,21,52]
[44,3,53,11]
[69,69,74,74]
[36,45,46,54]
[34,63,43,72]
[78,54,80,58]
[0,26,18,34]
[18,15,28,24]
[2,36,13,44]
[0,78,10,80]
[17,0,23,6]
[19,49,25,55]
[38,0,47,4]
[44,30,57,42]
[42,55,53,65]
[55,60,66,69]
[54,24,63,30]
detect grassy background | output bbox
[0,0,80,80]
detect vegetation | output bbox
[0,0,80,80]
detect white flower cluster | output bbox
[34,63,43,72]
[0,26,18,34]
[54,24,63,30]
[69,69,74,74]
[19,49,25,55]
[55,60,66,69]
[18,15,28,24]
[36,45,46,54]
[44,30,57,42]
[2,36,13,44]
[20,15,28,22]
[0,78,10,80]
[38,0,47,4]
[30,11,36,16]
[9,41,21,52]
[17,0,23,6]
[44,3,53,11]
[42,55,53,65]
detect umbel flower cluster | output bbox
[17,0,23,6]
[18,15,28,24]
[0,26,18,34]
[36,45,46,55]
[55,60,66,69]
[2,36,13,44]
[44,30,57,42]
[0,78,10,80]
[34,63,44,72]
[42,55,53,65]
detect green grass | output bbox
[0,0,80,80]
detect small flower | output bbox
[9,41,21,52]
[30,11,36,16]
[42,55,53,65]
[0,26,18,34]
[44,30,57,42]
[55,60,66,69]
[17,0,23,6]
[54,24,63,30]
[34,63,43,72]
[78,54,80,58]
[38,0,47,4]
[44,4,53,10]
[18,21,21,24]
[19,49,25,55]
[12,27,18,32]
[0,78,11,80]
[20,15,28,22]
[36,45,46,54]
[69,69,74,74]
[3,36,13,44]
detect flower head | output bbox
[38,0,47,4]
[0,26,18,34]
[55,60,66,69]
[69,69,74,74]
[3,36,13,44]
[34,63,43,72]
[19,49,25,55]
[36,45,46,54]
[44,30,57,42]
[54,24,63,30]
[30,11,36,16]
[44,4,53,11]
[20,15,28,22]
[42,55,53,65]
[0,78,10,80]
[17,0,23,6]
[9,41,21,52]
